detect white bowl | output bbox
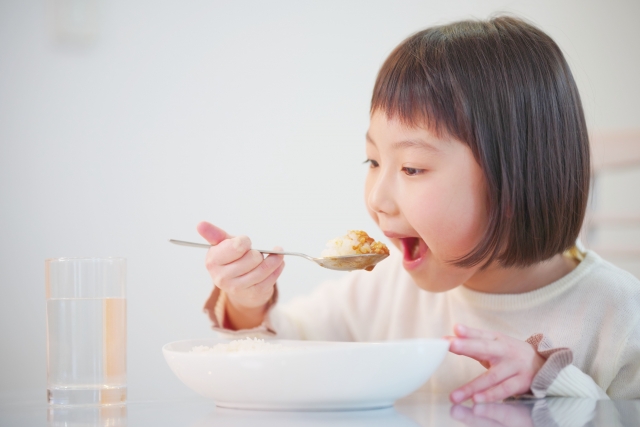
[162,338,449,411]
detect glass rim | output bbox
[45,256,126,263]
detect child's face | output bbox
[365,111,489,292]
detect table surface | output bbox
[1,391,639,427]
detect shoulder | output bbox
[571,251,640,348]
[540,251,640,344]
[577,251,640,305]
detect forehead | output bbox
[366,111,450,153]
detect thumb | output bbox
[196,221,233,246]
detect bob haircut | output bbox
[371,16,590,268]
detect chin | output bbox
[406,268,460,293]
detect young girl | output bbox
[197,16,640,403]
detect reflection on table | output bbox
[3,391,639,427]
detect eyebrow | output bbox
[366,132,440,153]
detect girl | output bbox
[197,16,640,402]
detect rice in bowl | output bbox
[191,337,290,354]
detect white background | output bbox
[1,0,639,402]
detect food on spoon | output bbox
[321,230,389,267]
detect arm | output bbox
[197,221,284,333]
[542,365,607,399]
[448,326,609,403]
[530,316,640,400]
[204,269,367,341]
[603,319,640,399]
[526,334,608,399]
[203,249,402,340]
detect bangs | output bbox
[370,28,474,147]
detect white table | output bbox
[2,390,638,426]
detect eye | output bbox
[363,159,379,168]
[402,167,424,176]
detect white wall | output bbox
[1,0,639,401]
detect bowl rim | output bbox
[162,337,449,357]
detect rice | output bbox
[321,230,389,257]
[191,337,289,353]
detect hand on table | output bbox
[448,324,544,404]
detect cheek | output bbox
[407,177,488,257]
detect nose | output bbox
[366,167,398,216]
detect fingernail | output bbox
[451,391,464,402]
[474,394,485,403]
[456,324,467,334]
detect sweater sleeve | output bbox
[546,365,608,399]
[202,267,382,341]
[202,285,280,338]
[202,250,404,340]
[605,318,640,399]
[526,334,608,399]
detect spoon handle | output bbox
[168,239,314,260]
[169,239,273,253]
[169,239,211,249]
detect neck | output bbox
[462,253,579,294]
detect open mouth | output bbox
[400,237,428,263]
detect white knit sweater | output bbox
[205,249,640,399]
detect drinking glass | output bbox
[48,405,127,427]
[45,257,127,406]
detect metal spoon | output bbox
[169,239,389,271]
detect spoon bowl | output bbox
[169,239,389,271]
[313,253,389,271]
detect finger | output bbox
[208,235,253,266]
[219,246,284,290]
[454,324,499,340]
[215,248,265,284]
[449,338,505,361]
[234,250,285,289]
[197,221,233,246]
[238,260,286,307]
[450,364,516,403]
[473,375,531,403]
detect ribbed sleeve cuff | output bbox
[525,334,608,399]
[546,365,609,399]
[526,333,574,398]
[202,286,279,337]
